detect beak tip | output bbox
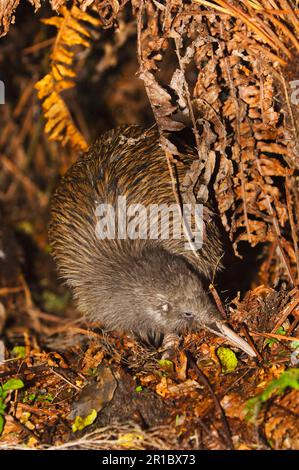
[208,321,257,358]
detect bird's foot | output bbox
[160,333,181,360]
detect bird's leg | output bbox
[160,333,181,360]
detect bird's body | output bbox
[49,126,256,356]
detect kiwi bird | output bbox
[49,126,256,357]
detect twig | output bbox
[288,316,299,334]
[17,402,58,417]
[279,68,299,147]
[23,38,55,55]
[209,284,227,319]
[271,289,299,333]
[279,0,299,37]
[0,286,23,296]
[50,368,82,392]
[19,274,43,333]
[250,330,298,342]
[266,196,296,286]
[1,155,48,207]
[219,24,252,244]
[240,324,263,361]
[194,368,254,424]
[13,79,35,118]
[29,310,69,324]
[248,44,286,66]
[285,178,299,284]
[272,401,299,418]
[49,325,103,338]
[174,37,201,154]
[186,350,234,450]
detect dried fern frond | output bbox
[35,5,101,151]
[135,0,299,284]
[194,0,299,64]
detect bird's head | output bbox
[115,246,256,357]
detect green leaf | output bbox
[11,346,26,358]
[22,392,36,404]
[216,347,238,373]
[72,409,97,432]
[41,290,70,313]
[36,393,54,403]
[158,359,174,374]
[0,414,4,435]
[0,390,7,400]
[291,340,299,350]
[0,401,7,414]
[259,368,299,401]
[245,368,299,421]
[2,378,24,392]
[265,326,286,348]
[135,385,143,393]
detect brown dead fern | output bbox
[134,0,299,285]
[195,0,299,63]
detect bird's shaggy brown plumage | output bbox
[48,126,256,356]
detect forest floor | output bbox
[1,254,299,450]
[0,2,299,450]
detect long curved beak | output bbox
[207,320,257,357]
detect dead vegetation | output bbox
[0,0,299,450]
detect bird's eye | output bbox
[183,312,194,319]
[161,303,170,313]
